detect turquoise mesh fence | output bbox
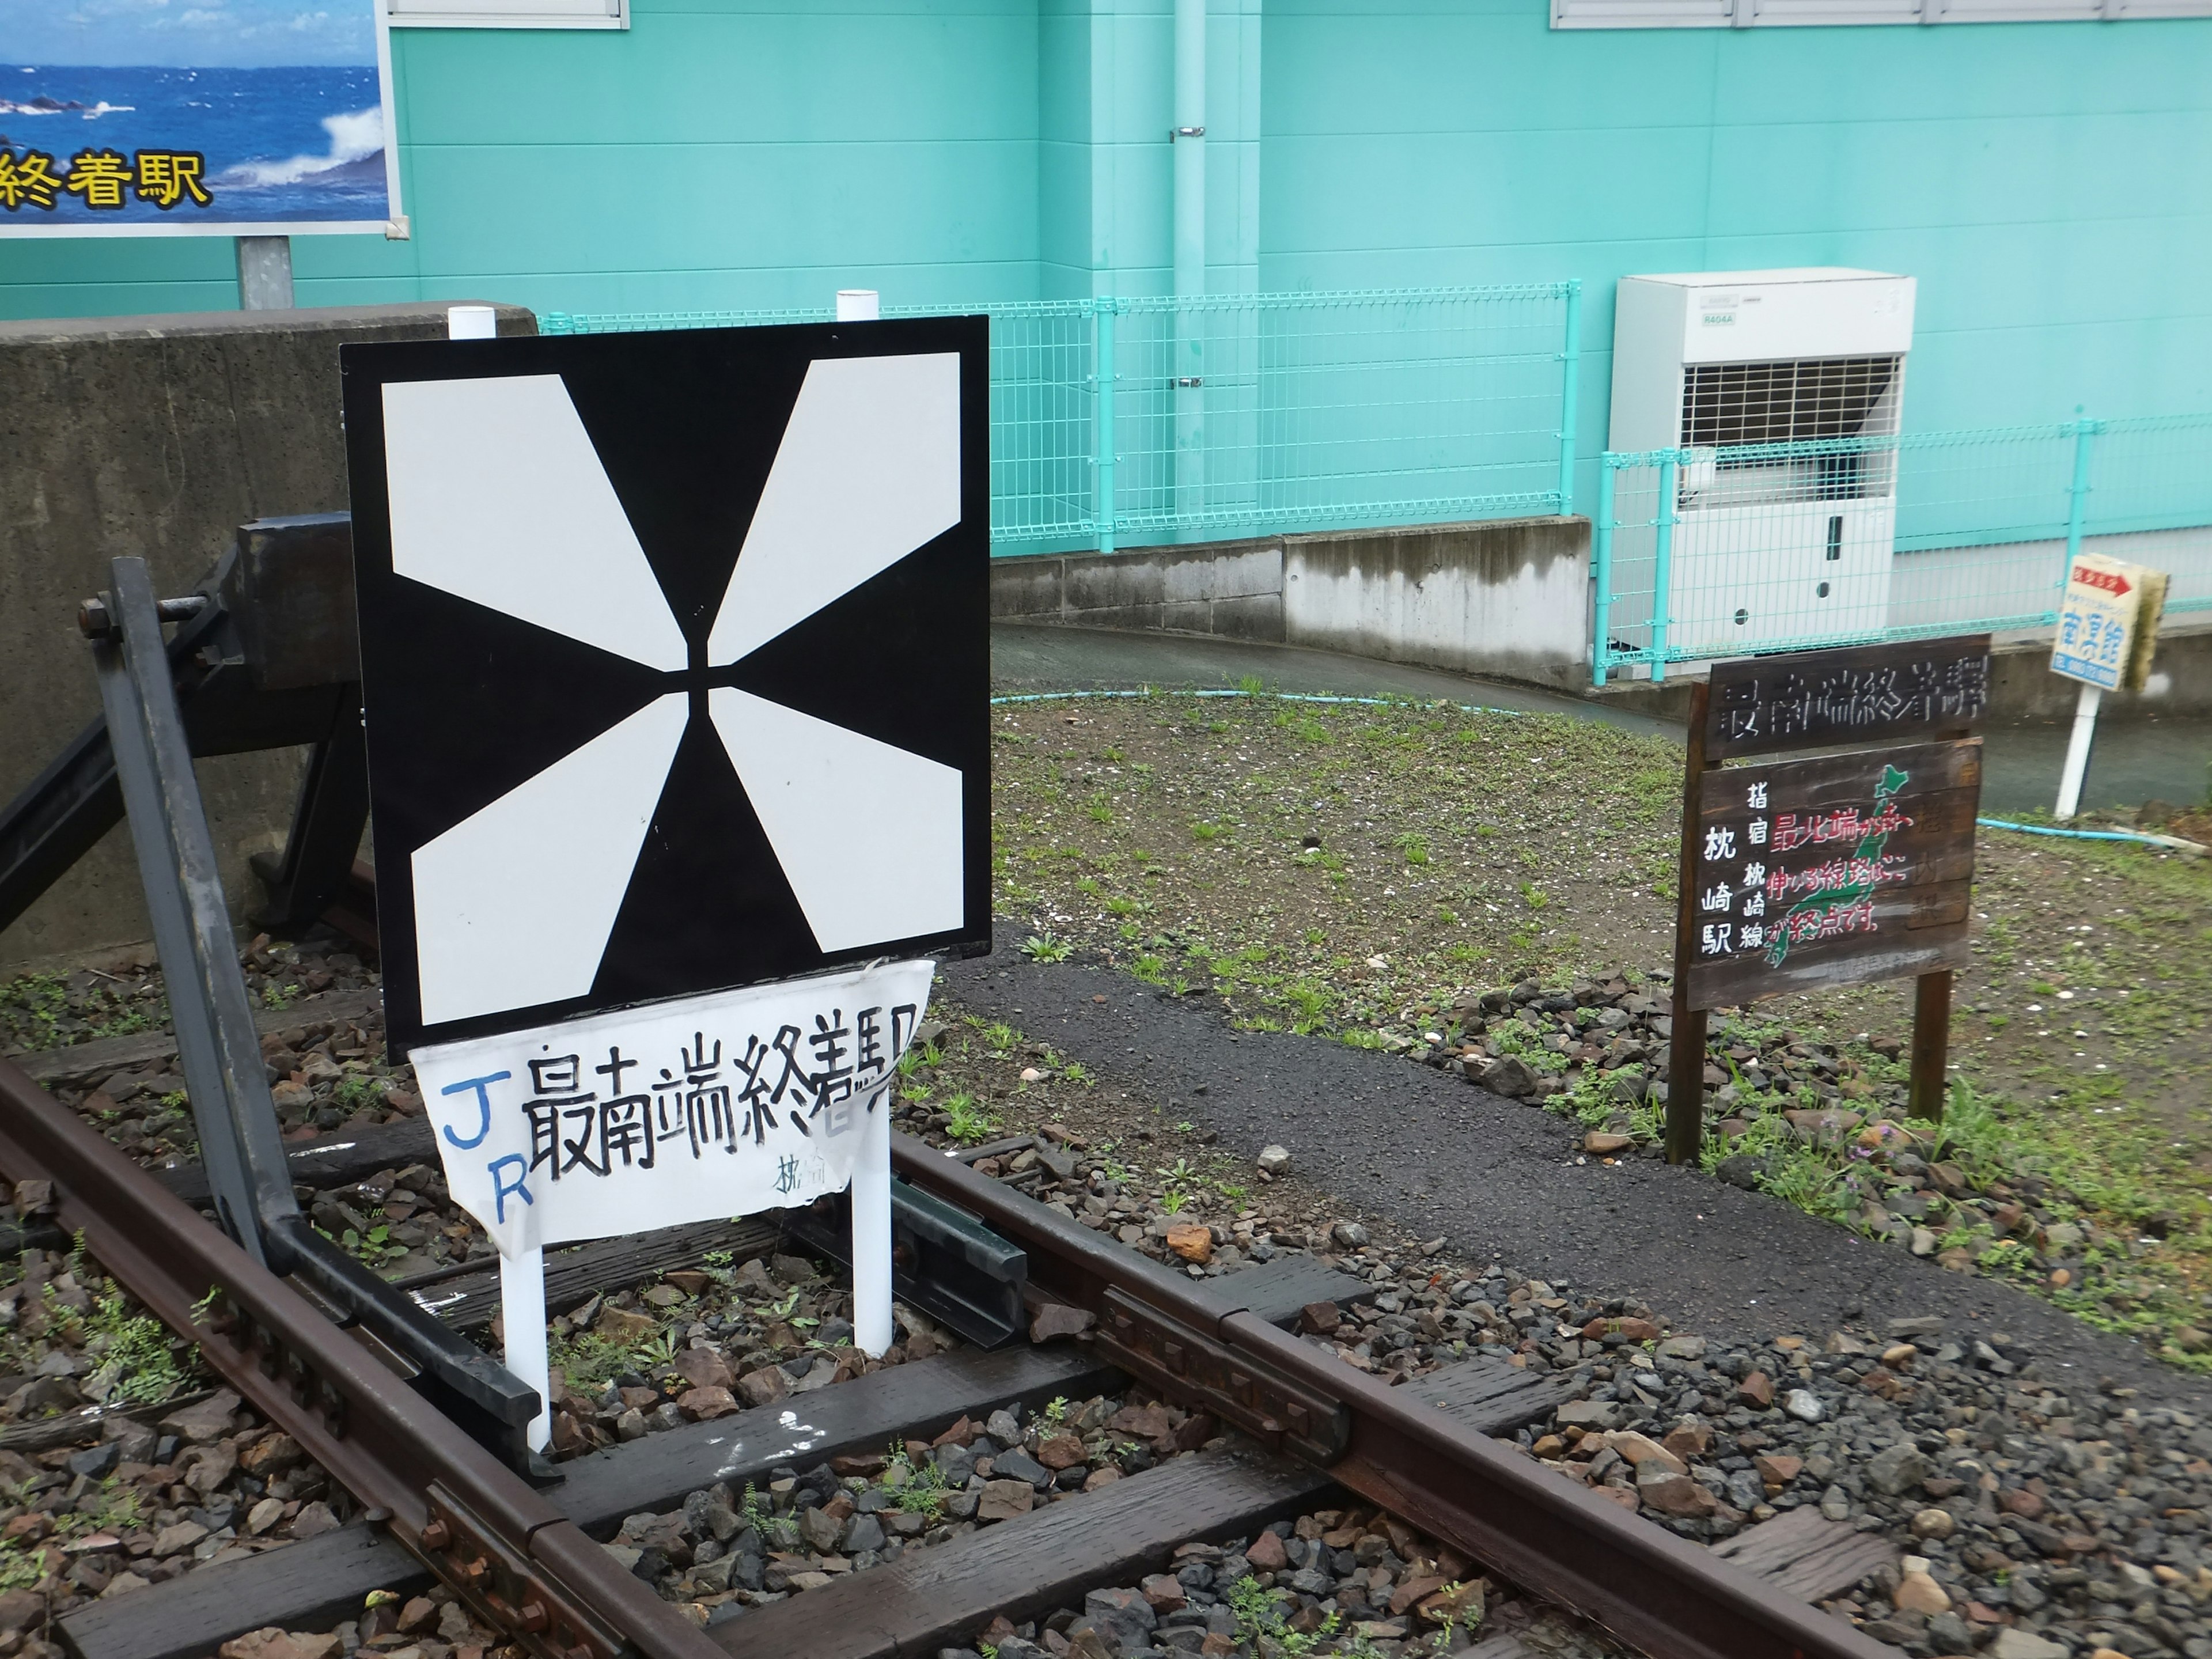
[540,283,1581,554]
[1593,412,2212,686]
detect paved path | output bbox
[945,930,2212,1414]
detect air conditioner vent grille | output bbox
[1681,354,1902,448]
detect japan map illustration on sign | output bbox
[342,320,992,1057]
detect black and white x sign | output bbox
[341,319,991,1058]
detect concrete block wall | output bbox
[0,302,536,975]
[991,515,1593,690]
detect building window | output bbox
[388,0,628,28]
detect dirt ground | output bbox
[987,690,2212,1362]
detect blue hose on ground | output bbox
[989,687,1525,717]
[1976,817,2206,853]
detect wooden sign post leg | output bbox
[1666,680,1712,1166]
[1666,999,1707,1165]
[1908,969,1953,1122]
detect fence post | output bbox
[2059,414,2101,614]
[1096,298,1118,557]
[1557,279,1582,518]
[1650,449,1679,684]
[1592,454,1615,688]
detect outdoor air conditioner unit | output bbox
[1608,268,1915,658]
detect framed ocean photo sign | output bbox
[0,0,402,238]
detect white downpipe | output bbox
[1172,0,1206,522]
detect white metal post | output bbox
[2055,681,2101,820]
[501,1244,551,1452]
[837,289,881,321]
[850,1096,894,1356]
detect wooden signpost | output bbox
[1666,635,1992,1164]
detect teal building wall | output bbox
[3,0,2209,455]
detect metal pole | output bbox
[1592,456,1615,688]
[1557,279,1582,517]
[2061,415,2100,603]
[234,236,293,310]
[1650,449,1679,684]
[2053,416,2103,819]
[1097,300,1118,556]
[2055,681,2101,819]
[1172,0,1206,529]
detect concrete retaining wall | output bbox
[0,302,536,975]
[991,516,1592,690]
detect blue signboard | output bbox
[0,0,400,237]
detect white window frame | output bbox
[1554,0,2210,25]
[388,0,628,28]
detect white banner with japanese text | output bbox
[410,960,934,1259]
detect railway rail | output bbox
[0,1042,1896,1659]
[0,537,1897,1659]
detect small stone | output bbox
[737,1366,789,1407]
[1636,1471,1717,1518]
[976,1480,1035,1522]
[1715,1154,1764,1190]
[1165,1224,1213,1264]
[596,1306,659,1343]
[1257,1146,1291,1176]
[1606,1431,1685,1476]
[1987,1630,2069,1659]
[1753,1454,1802,1487]
[679,1386,738,1421]
[1082,1587,1158,1656]
[673,1349,736,1393]
[1140,1573,1187,1613]
[1910,1508,1955,1540]
[1483,1056,1541,1099]
[68,1442,120,1480]
[1245,1530,1289,1572]
[218,1631,341,1659]
[1865,1441,1929,1497]
[1781,1389,1824,1423]
[161,1389,241,1445]
[1656,1336,1705,1360]
[1036,1433,1088,1471]
[1737,1371,1773,1409]
[1029,1303,1096,1343]
[245,1498,285,1536]
[1582,1131,1633,1156]
[1555,1399,1621,1431]
[288,1501,340,1541]
[1297,1302,1342,1336]
[1895,1567,1951,1616]
[1661,1421,1711,1460]
[153,1521,210,1557]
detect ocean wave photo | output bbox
[0,64,389,224]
